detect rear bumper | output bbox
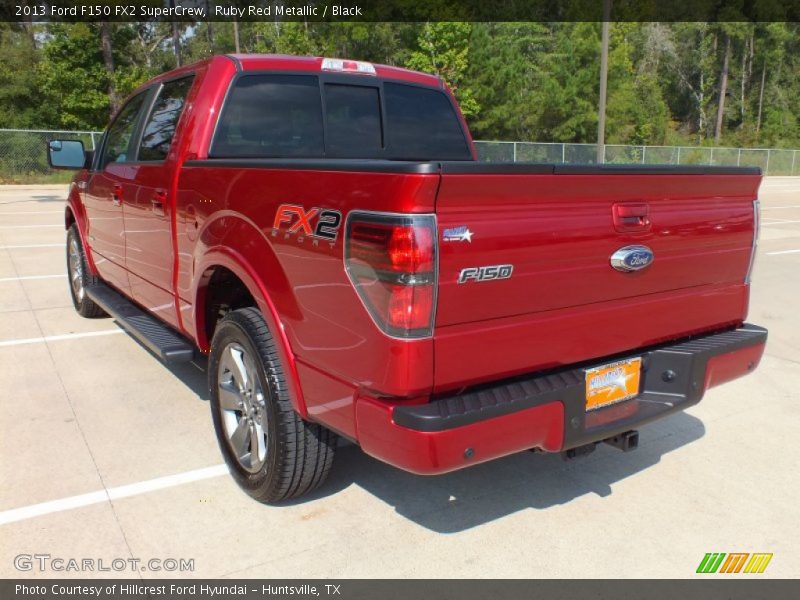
[355,324,767,475]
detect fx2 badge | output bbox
[458,264,513,284]
[272,204,342,246]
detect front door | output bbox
[83,91,150,294]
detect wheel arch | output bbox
[65,185,99,275]
[193,249,308,418]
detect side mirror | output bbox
[47,140,88,170]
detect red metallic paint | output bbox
[175,167,439,402]
[355,394,564,474]
[435,173,760,327]
[434,282,749,393]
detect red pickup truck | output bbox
[49,55,767,503]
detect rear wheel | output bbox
[66,225,105,318]
[209,307,337,503]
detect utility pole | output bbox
[596,0,611,164]
[233,19,241,53]
[170,0,181,66]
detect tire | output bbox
[209,307,337,503]
[66,224,106,318]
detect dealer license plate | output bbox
[585,357,642,411]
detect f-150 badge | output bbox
[442,226,473,243]
[458,264,513,284]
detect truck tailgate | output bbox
[433,164,761,390]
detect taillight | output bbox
[345,212,437,338]
[746,199,760,284]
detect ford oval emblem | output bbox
[610,245,655,272]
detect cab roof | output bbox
[226,54,442,88]
[142,54,442,90]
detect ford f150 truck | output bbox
[48,55,767,503]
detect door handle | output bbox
[111,184,123,207]
[151,189,167,217]
[613,203,651,232]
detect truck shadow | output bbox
[0,194,65,206]
[163,351,706,534]
[319,413,705,533]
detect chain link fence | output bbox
[474,141,800,175]
[0,129,102,184]
[1,130,798,182]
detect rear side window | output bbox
[324,84,382,157]
[384,83,471,160]
[210,75,324,158]
[138,76,194,161]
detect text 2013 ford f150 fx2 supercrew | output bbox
[48,55,767,503]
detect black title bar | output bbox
[3,0,800,23]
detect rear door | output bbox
[123,75,195,329]
[84,90,151,294]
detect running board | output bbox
[86,284,194,364]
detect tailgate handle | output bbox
[613,203,650,231]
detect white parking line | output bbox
[0,243,62,249]
[0,274,65,282]
[0,329,125,348]
[766,249,800,256]
[0,210,63,215]
[0,224,62,229]
[0,464,229,526]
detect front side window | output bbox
[139,76,194,162]
[210,75,324,158]
[100,93,147,168]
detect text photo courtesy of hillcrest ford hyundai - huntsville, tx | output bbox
[2,7,800,592]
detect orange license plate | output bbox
[585,357,642,411]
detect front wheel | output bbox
[66,225,105,318]
[208,307,337,503]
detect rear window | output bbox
[384,83,471,160]
[324,84,382,157]
[211,75,471,161]
[210,75,324,158]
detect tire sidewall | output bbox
[66,226,85,312]
[208,315,282,495]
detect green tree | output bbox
[405,22,479,118]
[467,23,550,141]
[0,23,42,128]
[38,23,149,129]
